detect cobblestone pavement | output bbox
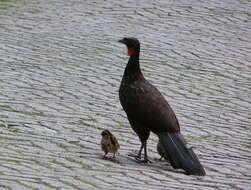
[0,0,250,189]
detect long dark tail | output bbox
[157,132,206,176]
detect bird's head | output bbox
[101,129,111,138]
[118,37,140,56]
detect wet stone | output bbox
[0,0,251,189]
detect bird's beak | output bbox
[118,39,126,44]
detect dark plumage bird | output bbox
[118,37,206,176]
[101,130,120,158]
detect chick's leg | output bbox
[103,152,108,159]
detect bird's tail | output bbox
[157,132,206,176]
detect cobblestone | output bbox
[0,0,250,189]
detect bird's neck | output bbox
[123,53,142,81]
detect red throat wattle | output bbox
[128,48,133,56]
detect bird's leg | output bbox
[142,141,152,163]
[137,143,144,159]
[134,141,151,163]
[103,152,108,159]
[128,143,143,159]
[143,141,148,161]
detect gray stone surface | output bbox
[0,0,250,189]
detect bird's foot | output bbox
[136,158,153,163]
[102,153,118,160]
[128,153,142,159]
[134,156,152,163]
[103,155,115,160]
[128,152,152,163]
[143,158,153,163]
[102,155,108,159]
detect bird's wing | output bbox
[129,80,180,133]
[110,135,120,148]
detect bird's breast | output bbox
[119,81,148,117]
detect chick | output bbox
[157,140,170,161]
[101,130,120,158]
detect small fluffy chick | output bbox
[157,140,170,161]
[101,130,120,158]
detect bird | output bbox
[118,37,206,176]
[101,129,120,158]
[157,140,170,161]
